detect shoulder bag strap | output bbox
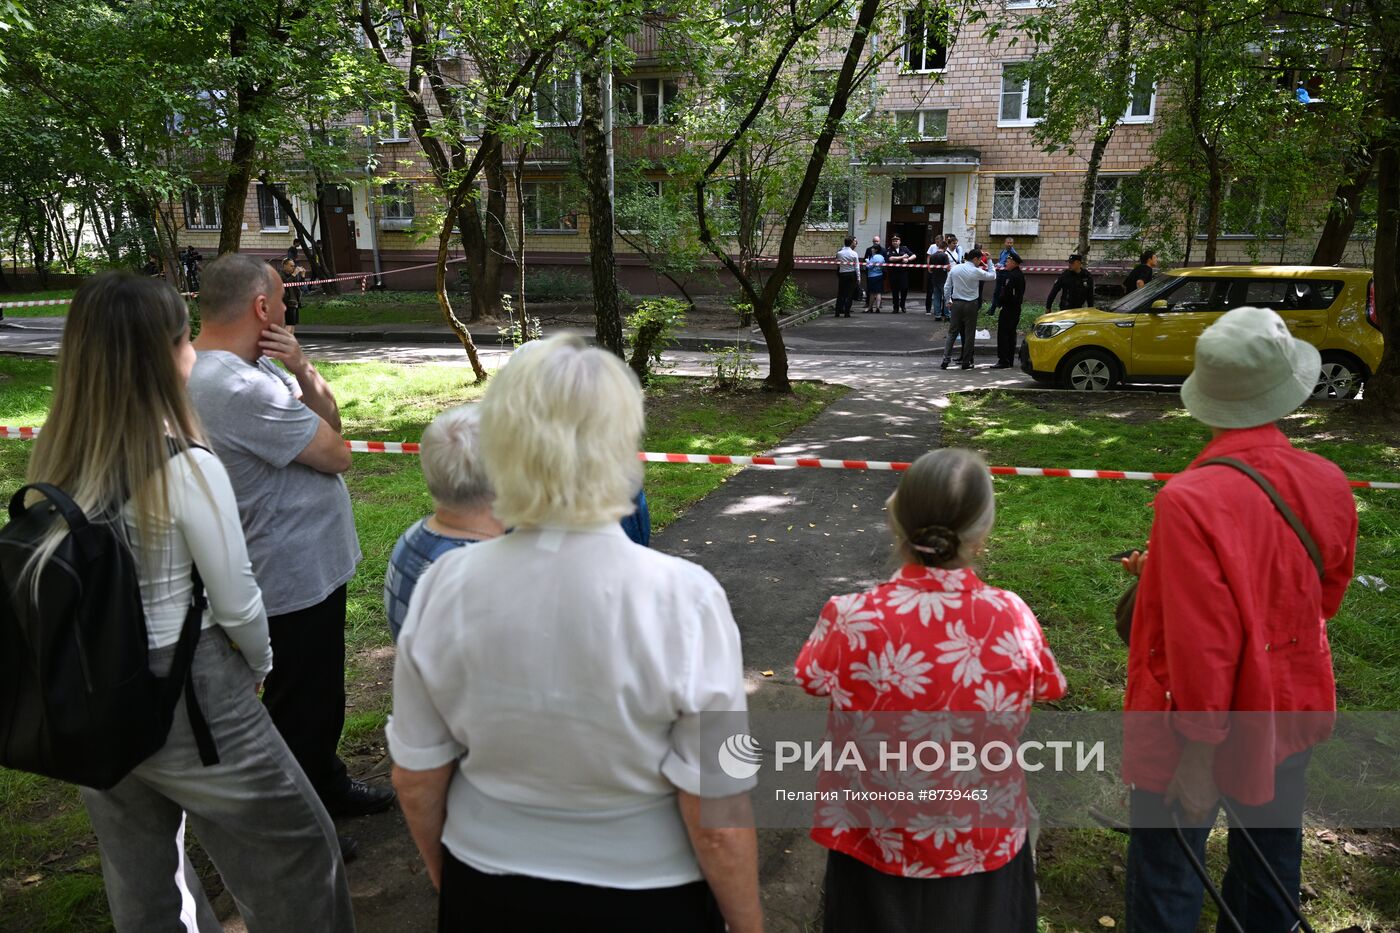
[1200,457,1325,581]
[163,441,221,766]
[165,564,219,766]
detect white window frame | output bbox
[894,108,949,140]
[376,103,412,143]
[904,9,949,73]
[989,175,1041,235]
[1090,174,1142,239]
[998,63,1047,127]
[379,182,414,229]
[805,181,849,231]
[522,181,579,232]
[616,77,678,126]
[183,185,223,230]
[535,75,581,127]
[616,179,664,235]
[257,183,291,232]
[1122,68,1156,124]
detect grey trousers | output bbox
[80,628,355,933]
[944,298,979,365]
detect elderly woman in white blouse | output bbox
[387,334,763,932]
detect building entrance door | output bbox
[890,176,947,289]
[319,184,360,275]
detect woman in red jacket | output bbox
[796,448,1066,933]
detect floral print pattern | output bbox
[795,564,1067,879]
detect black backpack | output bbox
[0,473,219,789]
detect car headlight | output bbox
[1034,321,1077,339]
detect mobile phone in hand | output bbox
[1108,549,1140,561]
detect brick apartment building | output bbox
[172,6,1360,301]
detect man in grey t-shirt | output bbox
[189,253,393,825]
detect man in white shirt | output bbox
[942,249,997,370]
[834,236,859,318]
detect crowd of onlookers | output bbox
[14,255,1358,932]
[835,234,1165,374]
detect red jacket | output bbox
[1123,425,1357,803]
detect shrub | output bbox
[626,297,687,385]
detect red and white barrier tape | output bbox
[0,427,1392,489]
[763,256,1074,274]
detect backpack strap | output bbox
[1200,457,1325,581]
[9,483,88,528]
[165,564,219,766]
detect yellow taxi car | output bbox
[1020,266,1382,397]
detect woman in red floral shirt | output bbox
[795,448,1066,932]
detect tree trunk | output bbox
[580,57,624,357]
[437,181,489,381]
[1202,153,1222,264]
[455,146,506,324]
[1365,71,1400,416]
[1311,150,1374,266]
[1077,133,1111,259]
[218,126,258,255]
[751,0,883,391]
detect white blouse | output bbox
[123,448,272,675]
[387,523,754,889]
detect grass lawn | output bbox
[944,389,1400,932]
[0,358,844,932]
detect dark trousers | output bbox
[835,272,857,316]
[944,299,979,364]
[439,849,724,932]
[823,843,1036,933]
[889,273,909,312]
[263,586,350,805]
[989,268,1008,313]
[997,301,1022,365]
[1126,750,1310,933]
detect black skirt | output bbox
[822,842,1037,933]
[438,849,725,933]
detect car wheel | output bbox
[1312,352,1364,400]
[1057,349,1121,391]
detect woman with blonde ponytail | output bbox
[28,272,354,932]
[795,448,1067,933]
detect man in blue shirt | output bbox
[385,405,654,640]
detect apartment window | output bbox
[183,185,223,230]
[380,182,414,227]
[536,76,581,126]
[1124,69,1156,122]
[376,103,411,142]
[991,177,1041,221]
[523,181,578,231]
[895,109,949,140]
[616,179,664,233]
[616,77,678,126]
[999,63,1047,125]
[905,8,949,72]
[1210,178,1287,238]
[1091,175,1144,237]
[806,180,849,229]
[257,183,290,230]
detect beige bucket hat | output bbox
[1180,305,1321,429]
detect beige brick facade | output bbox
[176,6,1369,294]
